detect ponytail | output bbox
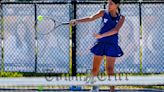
[118,6,121,14]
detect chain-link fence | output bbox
[1,3,71,73]
[0,1,163,75]
[36,4,71,73]
[76,4,105,73]
[3,4,35,72]
[115,3,140,73]
[142,3,164,73]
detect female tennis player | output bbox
[70,0,125,92]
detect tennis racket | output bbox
[35,16,70,35]
[35,16,71,73]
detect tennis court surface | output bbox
[0,75,164,91]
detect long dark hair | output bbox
[112,0,121,14]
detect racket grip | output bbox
[62,22,70,25]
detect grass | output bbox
[0,72,23,77]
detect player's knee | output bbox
[106,66,114,71]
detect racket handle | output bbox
[62,22,70,25]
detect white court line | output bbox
[0,75,164,86]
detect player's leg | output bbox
[106,56,116,92]
[91,55,104,76]
[90,55,103,92]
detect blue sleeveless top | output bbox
[97,10,121,44]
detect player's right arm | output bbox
[70,9,104,26]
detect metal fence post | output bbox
[71,0,77,76]
[0,2,4,72]
[139,2,142,74]
[34,3,37,73]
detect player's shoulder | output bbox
[95,9,105,17]
[120,15,125,20]
[118,13,125,20]
[99,9,105,12]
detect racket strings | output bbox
[36,18,55,35]
[36,18,70,60]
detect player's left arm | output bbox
[94,15,125,39]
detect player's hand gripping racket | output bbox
[35,16,70,35]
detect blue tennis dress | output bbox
[90,10,124,57]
